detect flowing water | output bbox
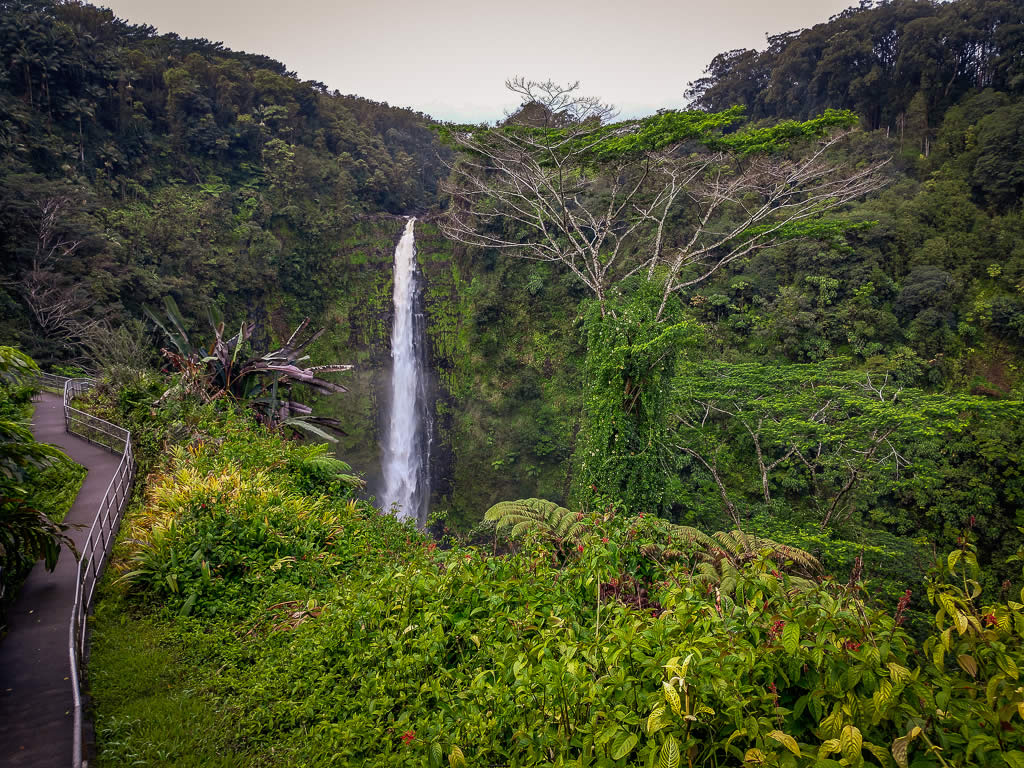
[380,217,429,523]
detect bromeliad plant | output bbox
[144,297,351,442]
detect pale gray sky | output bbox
[100,0,857,122]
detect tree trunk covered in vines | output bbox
[570,289,700,514]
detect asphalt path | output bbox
[0,392,120,767]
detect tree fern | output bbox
[707,530,822,575]
[484,498,585,545]
[648,520,822,579]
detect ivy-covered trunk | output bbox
[571,290,700,513]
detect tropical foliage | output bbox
[4,0,1024,763]
[483,497,585,548]
[0,346,80,619]
[0,0,450,364]
[146,296,352,441]
[83,383,1024,767]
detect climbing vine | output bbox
[572,289,701,512]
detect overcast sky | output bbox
[98,0,857,123]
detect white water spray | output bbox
[381,217,428,522]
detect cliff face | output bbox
[414,220,585,529]
[304,217,403,492]
[308,215,581,528]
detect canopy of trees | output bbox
[687,0,1024,139]
[0,0,450,363]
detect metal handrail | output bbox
[36,371,71,391]
[48,376,136,768]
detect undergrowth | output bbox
[86,374,1024,767]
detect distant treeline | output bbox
[0,0,450,360]
[687,0,1024,140]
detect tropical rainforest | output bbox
[1,0,1024,765]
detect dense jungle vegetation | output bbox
[1,0,1024,762]
[0,346,83,625]
[0,0,448,362]
[81,372,1024,767]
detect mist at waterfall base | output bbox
[379,217,431,525]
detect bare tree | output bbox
[16,195,100,351]
[440,80,889,318]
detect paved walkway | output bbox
[0,392,121,767]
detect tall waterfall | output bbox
[380,217,429,523]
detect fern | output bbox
[707,530,822,574]
[484,498,585,545]
[642,519,822,589]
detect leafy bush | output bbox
[0,347,82,621]
[86,381,1024,767]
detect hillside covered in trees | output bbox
[2,0,1024,765]
[423,0,1024,578]
[0,0,449,363]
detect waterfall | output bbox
[380,217,429,523]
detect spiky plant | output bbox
[483,498,587,550]
[145,297,351,441]
[644,519,823,584]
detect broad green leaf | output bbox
[768,730,800,756]
[891,734,910,768]
[819,706,843,739]
[611,732,638,760]
[1003,752,1024,768]
[957,654,978,678]
[663,681,681,715]
[940,627,953,651]
[647,706,669,734]
[947,549,962,573]
[887,662,910,683]
[725,729,748,749]
[996,653,1020,680]
[818,739,841,758]
[448,746,466,768]
[744,748,767,764]
[782,621,800,654]
[986,673,1006,707]
[953,610,968,635]
[874,680,893,709]
[866,741,896,768]
[660,734,680,768]
[840,725,863,764]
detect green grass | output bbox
[88,595,262,767]
[22,460,86,524]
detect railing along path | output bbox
[45,375,136,768]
